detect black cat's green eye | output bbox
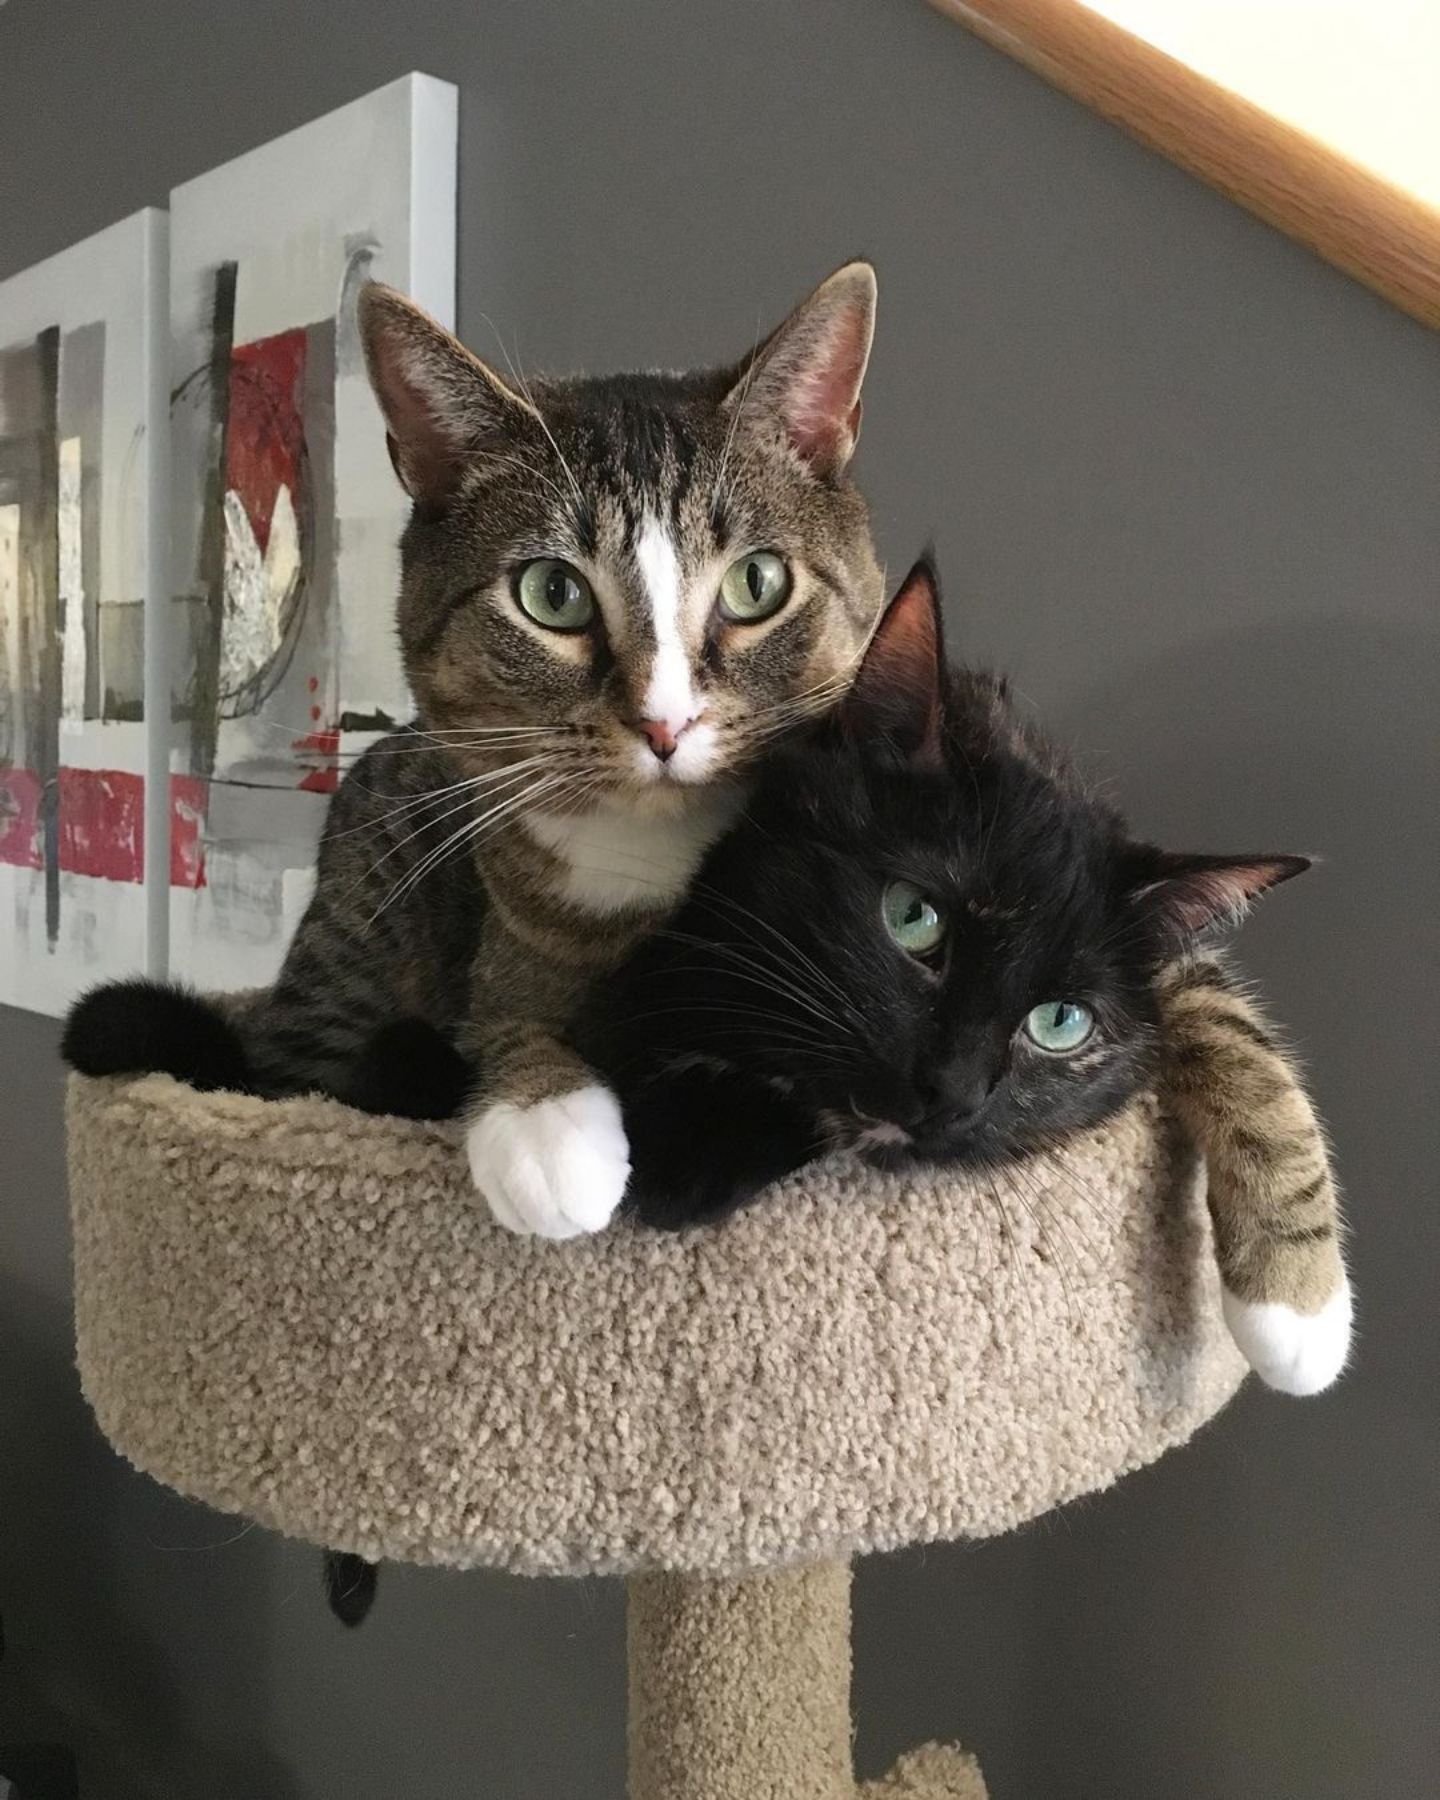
[719,551,791,623]
[516,559,595,631]
[882,879,946,956]
[1023,1001,1095,1053]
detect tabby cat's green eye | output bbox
[516,559,595,631]
[719,551,791,623]
[882,879,946,956]
[1023,1001,1095,1053]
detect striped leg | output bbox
[1160,958,1352,1394]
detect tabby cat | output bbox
[80,266,886,1236]
[577,561,1352,1397]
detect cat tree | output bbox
[67,1070,1246,1797]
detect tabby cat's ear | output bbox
[1126,850,1312,940]
[358,284,540,509]
[838,559,946,767]
[725,260,876,475]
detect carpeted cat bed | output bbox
[67,1072,1246,1799]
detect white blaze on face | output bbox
[634,518,697,735]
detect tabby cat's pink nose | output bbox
[637,718,683,762]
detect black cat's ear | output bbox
[1125,849,1311,941]
[724,260,876,475]
[839,559,946,767]
[357,283,540,509]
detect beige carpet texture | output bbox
[67,1073,1246,1578]
[628,1562,990,1799]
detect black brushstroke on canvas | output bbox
[34,326,62,946]
[337,708,398,733]
[58,320,106,722]
[188,259,237,782]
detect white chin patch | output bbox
[466,1084,630,1239]
[1222,1280,1353,1395]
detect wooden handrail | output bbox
[928,0,1440,330]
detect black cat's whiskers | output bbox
[614,1008,847,1060]
[1049,1142,1130,1236]
[1015,1146,1120,1325]
[997,1157,1083,1332]
[538,832,869,1046]
[976,1167,1040,1349]
[651,933,858,1043]
[609,1011,854,1076]
[616,990,849,1049]
[685,883,868,1033]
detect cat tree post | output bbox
[628,1563,855,1800]
[66,1072,1248,1796]
[627,1562,987,1799]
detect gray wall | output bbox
[2,1,1436,1795]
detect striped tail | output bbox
[1159,957,1352,1394]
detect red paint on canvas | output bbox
[170,774,208,889]
[0,767,43,870]
[58,768,145,882]
[227,327,307,553]
[3,769,212,888]
[293,727,339,794]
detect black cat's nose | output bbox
[916,1069,995,1135]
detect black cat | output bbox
[576,559,1306,1227]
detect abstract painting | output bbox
[0,210,167,1015]
[165,72,457,989]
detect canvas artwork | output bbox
[0,210,167,1015]
[165,72,457,989]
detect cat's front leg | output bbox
[464,1021,630,1240]
[622,1064,822,1229]
[1160,958,1352,1395]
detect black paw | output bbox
[628,1171,761,1231]
[341,1019,472,1120]
[322,1551,378,1627]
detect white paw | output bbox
[466,1084,630,1240]
[1223,1280,1353,1396]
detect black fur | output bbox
[61,981,254,1093]
[321,1551,379,1628]
[335,1018,472,1121]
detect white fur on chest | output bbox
[523,790,741,915]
